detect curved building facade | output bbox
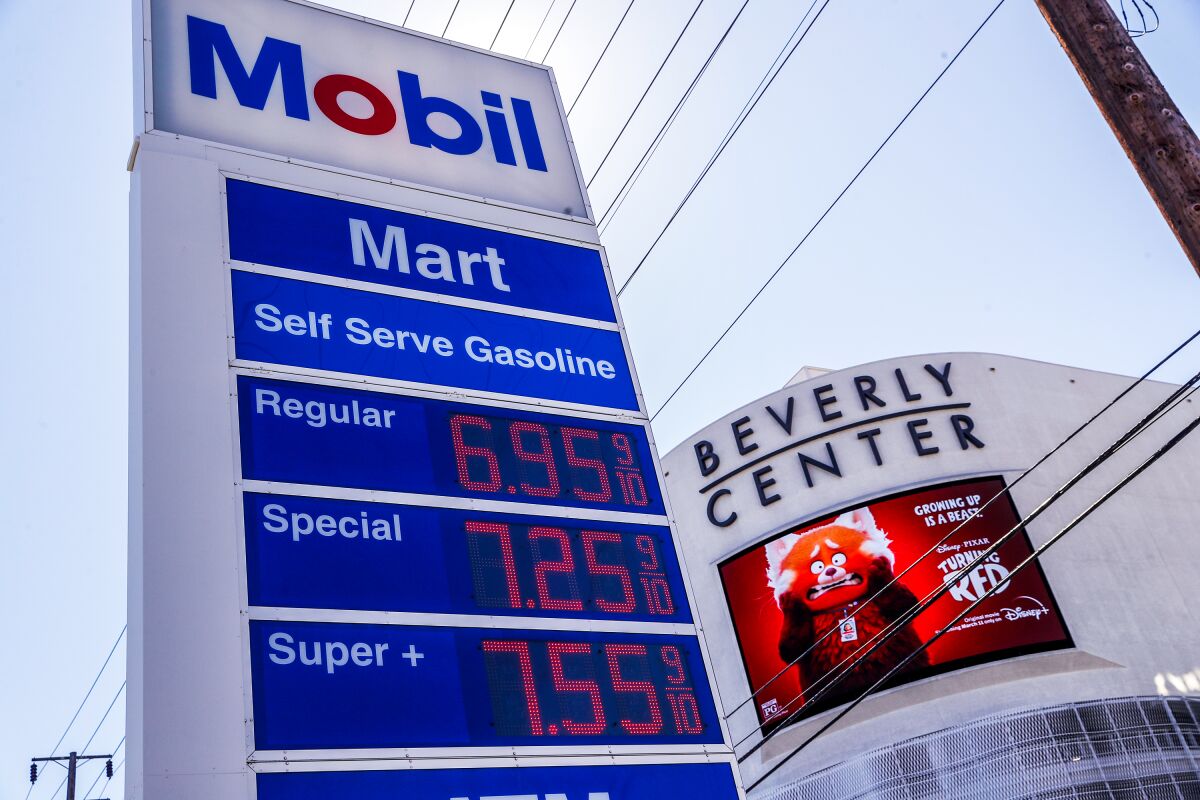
[661,353,1200,798]
[768,696,1200,799]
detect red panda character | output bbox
[765,507,928,712]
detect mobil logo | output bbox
[187,15,547,171]
[147,0,588,214]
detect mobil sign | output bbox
[145,0,588,217]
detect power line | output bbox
[75,685,124,768]
[93,758,123,800]
[747,410,1200,792]
[80,737,123,800]
[723,325,1200,725]
[48,682,126,800]
[649,0,1008,423]
[737,368,1200,760]
[540,0,578,64]
[566,0,636,117]
[26,627,126,800]
[595,0,752,230]
[586,0,706,188]
[440,0,461,37]
[402,0,417,28]
[489,0,517,50]
[1120,0,1159,37]
[524,0,558,59]
[615,0,832,297]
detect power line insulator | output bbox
[106,759,114,779]
[30,763,37,784]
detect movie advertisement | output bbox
[719,477,1071,728]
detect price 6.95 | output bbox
[449,413,654,510]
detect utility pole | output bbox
[1033,0,1200,277]
[30,751,113,800]
[66,752,76,800]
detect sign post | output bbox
[129,1,742,798]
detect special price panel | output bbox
[243,493,692,623]
[249,621,724,750]
[237,375,666,515]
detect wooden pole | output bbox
[66,751,78,800]
[1034,0,1200,277]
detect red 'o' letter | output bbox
[313,74,397,136]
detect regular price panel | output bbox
[238,374,664,515]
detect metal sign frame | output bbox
[130,0,744,793]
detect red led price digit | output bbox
[509,421,561,498]
[611,433,636,466]
[482,640,543,735]
[660,645,688,684]
[450,415,502,492]
[547,643,607,735]
[581,531,636,614]
[465,520,521,609]
[659,646,703,734]
[611,434,650,507]
[561,427,613,503]
[634,536,675,616]
[605,644,663,735]
[635,536,660,570]
[640,576,675,616]
[528,527,583,611]
[667,693,704,735]
[616,470,650,507]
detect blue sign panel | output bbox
[226,180,617,322]
[237,376,667,515]
[244,493,691,623]
[257,762,742,800]
[250,621,723,750]
[231,270,638,410]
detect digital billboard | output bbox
[719,477,1071,728]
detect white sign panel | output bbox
[145,0,589,217]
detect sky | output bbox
[0,0,1198,798]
